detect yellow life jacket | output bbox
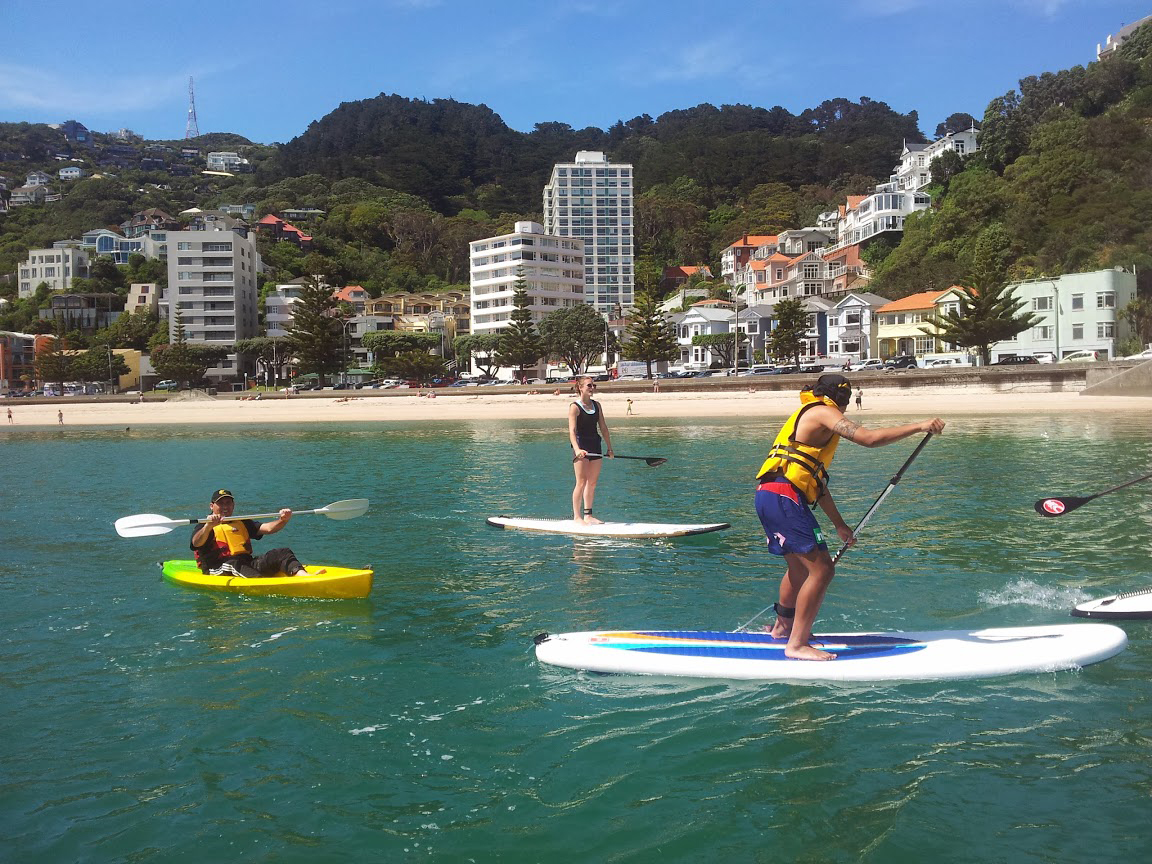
[755,392,842,504]
[212,520,253,557]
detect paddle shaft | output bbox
[181,505,332,527]
[1079,470,1152,504]
[585,454,665,463]
[832,432,933,564]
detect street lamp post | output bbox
[106,346,114,393]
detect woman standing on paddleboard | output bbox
[569,376,614,524]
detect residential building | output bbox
[57,120,90,143]
[721,234,778,284]
[9,185,48,208]
[333,285,369,316]
[676,303,734,369]
[264,280,307,339]
[164,211,261,381]
[776,227,834,256]
[205,151,249,173]
[542,151,634,314]
[255,214,313,250]
[39,293,125,333]
[875,290,954,359]
[835,182,931,250]
[750,250,836,304]
[26,171,53,187]
[0,331,48,390]
[469,221,585,338]
[824,244,871,296]
[18,246,90,297]
[280,208,325,222]
[660,265,712,295]
[58,166,84,181]
[1098,14,1152,60]
[126,282,159,314]
[827,292,890,360]
[220,204,256,221]
[995,269,1138,361]
[366,291,470,341]
[121,208,179,238]
[892,127,980,192]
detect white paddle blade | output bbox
[115,514,181,538]
[318,499,370,520]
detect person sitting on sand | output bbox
[190,489,309,579]
[754,375,945,661]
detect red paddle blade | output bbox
[1034,496,1092,516]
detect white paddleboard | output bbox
[533,625,1128,682]
[487,516,730,538]
[1072,587,1152,620]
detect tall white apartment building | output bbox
[164,211,261,381]
[542,151,634,314]
[17,246,89,297]
[469,221,586,337]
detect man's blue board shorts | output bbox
[755,480,827,556]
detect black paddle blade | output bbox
[645,458,668,467]
[1034,496,1093,517]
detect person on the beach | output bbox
[6,407,12,424]
[569,376,614,524]
[855,388,863,410]
[190,489,309,578]
[755,374,945,661]
[626,398,634,415]
[58,410,63,425]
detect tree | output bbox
[235,336,295,387]
[453,333,503,378]
[150,342,229,386]
[361,330,440,359]
[33,338,72,390]
[72,348,129,385]
[767,298,807,364]
[621,290,679,377]
[537,304,608,375]
[691,333,740,368]
[493,271,543,380]
[287,275,346,386]
[935,112,979,137]
[1120,295,1152,349]
[377,350,447,384]
[101,306,162,351]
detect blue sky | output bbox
[1,0,1149,144]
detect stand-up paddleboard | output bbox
[1072,587,1152,620]
[487,516,729,538]
[533,625,1128,682]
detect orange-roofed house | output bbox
[874,289,962,358]
[721,234,777,283]
[333,285,369,315]
[255,214,314,251]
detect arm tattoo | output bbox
[832,418,860,441]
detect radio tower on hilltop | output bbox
[185,76,200,139]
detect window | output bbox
[1033,296,1053,311]
[1097,292,1115,308]
[1098,322,1115,338]
[915,336,935,353]
[1072,323,1084,340]
[1071,294,1084,310]
[1034,326,1053,340]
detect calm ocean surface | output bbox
[2,412,1151,863]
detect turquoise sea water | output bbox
[2,413,1151,863]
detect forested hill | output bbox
[260,93,924,214]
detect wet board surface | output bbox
[533,625,1128,682]
[486,516,730,538]
[1072,587,1152,620]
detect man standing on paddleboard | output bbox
[756,375,945,660]
[191,489,309,578]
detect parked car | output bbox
[1123,348,1152,360]
[991,355,1040,366]
[849,358,886,372]
[1058,350,1099,363]
[154,380,179,391]
[926,358,967,368]
[884,355,918,370]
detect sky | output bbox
[1,0,1150,145]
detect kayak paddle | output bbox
[1034,470,1152,517]
[585,454,668,467]
[115,498,370,538]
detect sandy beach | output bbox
[5,382,1151,426]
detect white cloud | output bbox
[625,38,779,88]
[0,63,193,115]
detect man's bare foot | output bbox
[766,620,791,639]
[583,515,604,525]
[785,643,836,661]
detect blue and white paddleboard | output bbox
[1072,587,1152,620]
[487,516,729,538]
[533,625,1128,682]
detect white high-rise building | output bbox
[542,151,634,314]
[469,221,586,337]
[164,211,261,381]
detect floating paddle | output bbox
[584,454,668,467]
[115,498,370,538]
[1034,470,1152,517]
[737,432,934,632]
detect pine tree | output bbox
[287,275,346,386]
[767,298,808,364]
[621,290,679,377]
[494,270,543,380]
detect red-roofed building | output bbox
[660,265,712,294]
[720,234,777,283]
[255,214,313,250]
[874,289,961,357]
[332,285,369,315]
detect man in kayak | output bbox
[755,374,945,660]
[190,489,308,578]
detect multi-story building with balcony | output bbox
[542,152,634,314]
[205,151,250,173]
[836,183,932,250]
[469,221,586,336]
[892,127,980,192]
[18,246,89,297]
[1098,14,1152,60]
[164,211,261,381]
[720,234,777,284]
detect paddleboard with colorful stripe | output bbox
[487,516,729,538]
[532,624,1127,682]
[1072,587,1152,620]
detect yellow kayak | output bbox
[161,560,373,599]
